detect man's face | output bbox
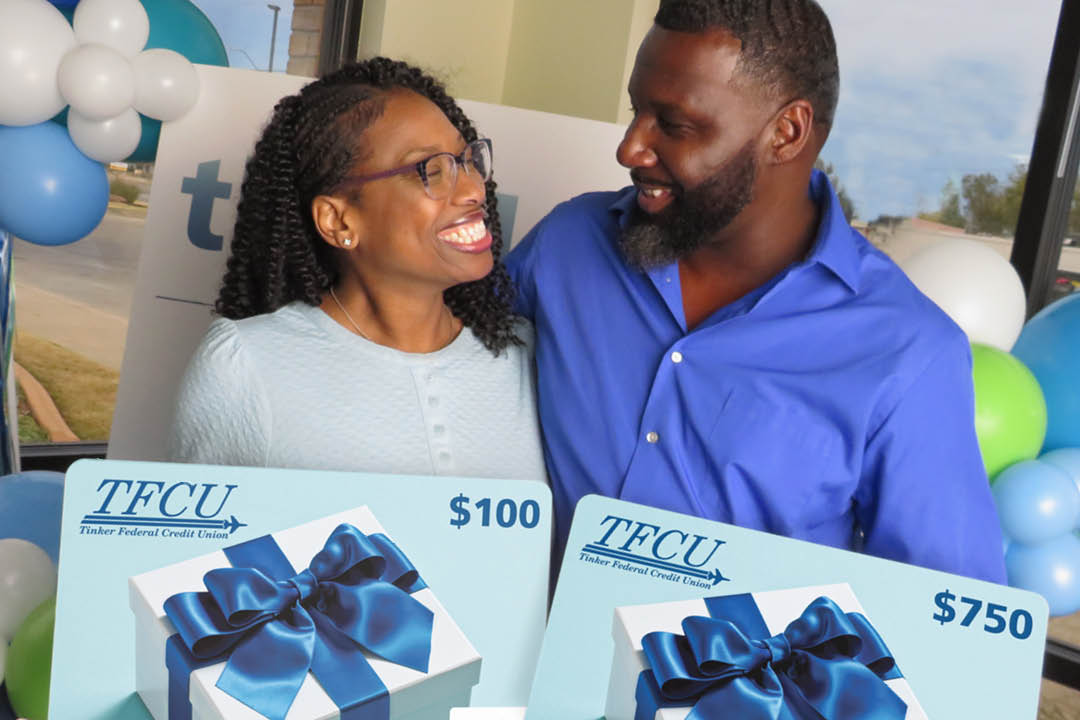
[616,26,770,269]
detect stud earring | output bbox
[342,236,352,247]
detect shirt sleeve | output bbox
[166,318,272,467]
[504,224,542,321]
[854,335,1007,584]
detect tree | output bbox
[1000,164,1027,236]
[919,179,965,229]
[961,172,1006,235]
[814,158,857,221]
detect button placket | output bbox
[415,366,453,473]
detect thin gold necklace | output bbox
[328,286,457,346]
[329,286,371,341]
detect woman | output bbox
[168,58,545,484]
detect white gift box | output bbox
[448,709,525,719]
[130,506,482,720]
[604,583,927,720]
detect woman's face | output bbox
[331,89,494,293]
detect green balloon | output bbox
[972,343,1047,481]
[4,595,55,720]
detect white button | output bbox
[671,351,683,364]
[428,396,439,408]
[665,277,672,283]
[646,431,659,444]
[439,451,451,462]
[433,424,445,436]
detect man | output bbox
[506,0,1006,583]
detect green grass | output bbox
[14,331,119,442]
[16,383,48,444]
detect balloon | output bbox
[73,0,149,57]
[57,43,136,120]
[142,0,229,65]
[0,472,64,564]
[0,0,77,126]
[0,123,109,246]
[1042,448,1080,506]
[898,239,1026,351]
[68,107,142,162]
[123,0,228,162]
[1012,294,1080,452]
[971,343,1047,479]
[0,539,56,642]
[132,48,199,121]
[992,460,1080,544]
[4,596,54,720]
[1006,534,1080,616]
[0,641,5,688]
[49,0,82,7]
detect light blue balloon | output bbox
[991,459,1080,544]
[1012,294,1080,452]
[0,471,64,563]
[1006,533,1080,616]
[1042,448,1080,502]
[0,123,109,246]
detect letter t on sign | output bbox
[181,160,232,251]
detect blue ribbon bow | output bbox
[164,523,434,720]
[635,596,908,720]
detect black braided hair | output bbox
[655,0,840,129]
[216,57,520,355]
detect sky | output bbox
[189,0,1064,221]
[192,0,294,74]
[818,0,1062,219]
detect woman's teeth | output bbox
[642,188,669,198]
[440,219,487,245]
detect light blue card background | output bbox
[50,459,551,719]
[526,495,1049,719]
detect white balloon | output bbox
[73,0,150,58]
[68,107,142,162]
[132,48,200,122]
[58,43,136,120]
[0,539,56,642]
[0,0,77,126]
[898,238,1027,351]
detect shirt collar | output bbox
[607,168,861,294]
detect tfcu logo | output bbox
[80,479,246,540]
[580,514,730,588]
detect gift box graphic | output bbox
[604,583,927,720]
[130,506,482,720]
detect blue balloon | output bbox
[1013,293,1080,452]
[1006,533,1080,616]
[1041,448,1080,504]
[0,123,108,246]
[992,460,1080,544]
[48,0,80,7]
[0,471,64,564]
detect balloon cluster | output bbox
[0,472,64,720]
[0,0,227,247]
[901,243,1080,616]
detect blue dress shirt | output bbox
[506,170,1006,583]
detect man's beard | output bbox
[619,138,757,270]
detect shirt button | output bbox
[646,431,659,444]
[438,451,451,463]
[428,396,439,408]
[433,424,445,436]
[670,351,683,364]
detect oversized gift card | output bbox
[526,495,1048,719]
[50,460,551,720]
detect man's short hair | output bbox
[655,0,840,129]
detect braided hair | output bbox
[655,0,840,130]
[216,57,519,355]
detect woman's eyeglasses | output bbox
[339,138,493,201]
